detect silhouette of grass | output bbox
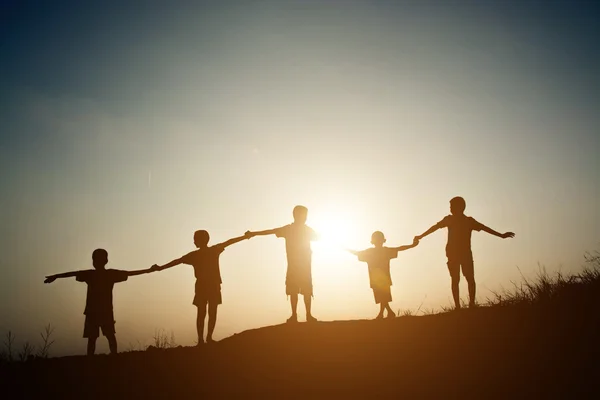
[1,325,55,363]
[37,324,55,359]
[151,328,177,349]
[1,331,15,362]
[484,251,600,309]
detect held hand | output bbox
[150,264,161,272]
[44,276,57,284]
[502,232,515,239]
[412,237,420,246]
[244,230,254,239]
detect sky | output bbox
[1,0,599,356]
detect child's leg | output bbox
[466,278,476,307]
[304,295,317,321]
[206,302,218,342]
[377,302,385,318]
[290,293,299,317]
[106,334,118,354]
[196,303,208,344]
[447,261,461,309]
[303,295,312,317]
[84,316,99,356]
[87,337,97,356]
[451,280,460,309]
[384,302,395,317]
[463,261,476,307]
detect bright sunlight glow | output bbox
[311,208,365,264]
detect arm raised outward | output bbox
[394,237,420,252]
[44,271,81,284]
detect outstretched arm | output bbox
[245,228,279,237]
[479,224,515,239]
[415,224,441,241]
[44,271,81,283]
[152,257,186,272]
[127,267,156,277]
[394,237,420,252]
[344,248,359,256]
[217,234,251,249]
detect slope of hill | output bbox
[3,263,599,399]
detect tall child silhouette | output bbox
[152,230,249,345]
[415,196,515,309]
[246,205,319,323]
[44,248,156,355]
[346,232,419,319]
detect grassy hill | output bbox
[3,257,599,399]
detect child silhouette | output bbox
[346,232,419,319]
[44,248,156,355]
[415,196,515,309]
[246,205,319,323]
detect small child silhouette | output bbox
[346,232,419,319]
[415,196,515,309]
[151,230,250,345]
[246,205,319,323]
[44,248,156,355]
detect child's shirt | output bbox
[181,245,225,291]
[434,214,484,258]
[274,223,318,265]
[357,247,399,289]
[76,269,129,315]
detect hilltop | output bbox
[3,262,600,399]
[2,306,598,399]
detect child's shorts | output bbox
[447,258,475,281]
[285,264,313,296]
[83,313,116,338]
[193,284,222,306]
[285,282,313,296]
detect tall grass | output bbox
[0,324,55,363]
[485,251,600,309]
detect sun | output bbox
[310,211,364,261]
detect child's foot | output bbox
[386,311,396,319]
[306,315,318,323]
[206,337,216,344]
[287,314,298,323]
[375,313,384,320]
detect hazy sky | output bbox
[1,0,599,355]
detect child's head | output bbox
[370,231,386,247]
[292,205,308,224]
[194,230,210,248]
[450,196,466,215]
[92,249,108,269]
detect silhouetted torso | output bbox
[435,214,484,259]
[181,246,224,290]
[358,247,398,289]
[76,269,128,315]
[275,223,317,265]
